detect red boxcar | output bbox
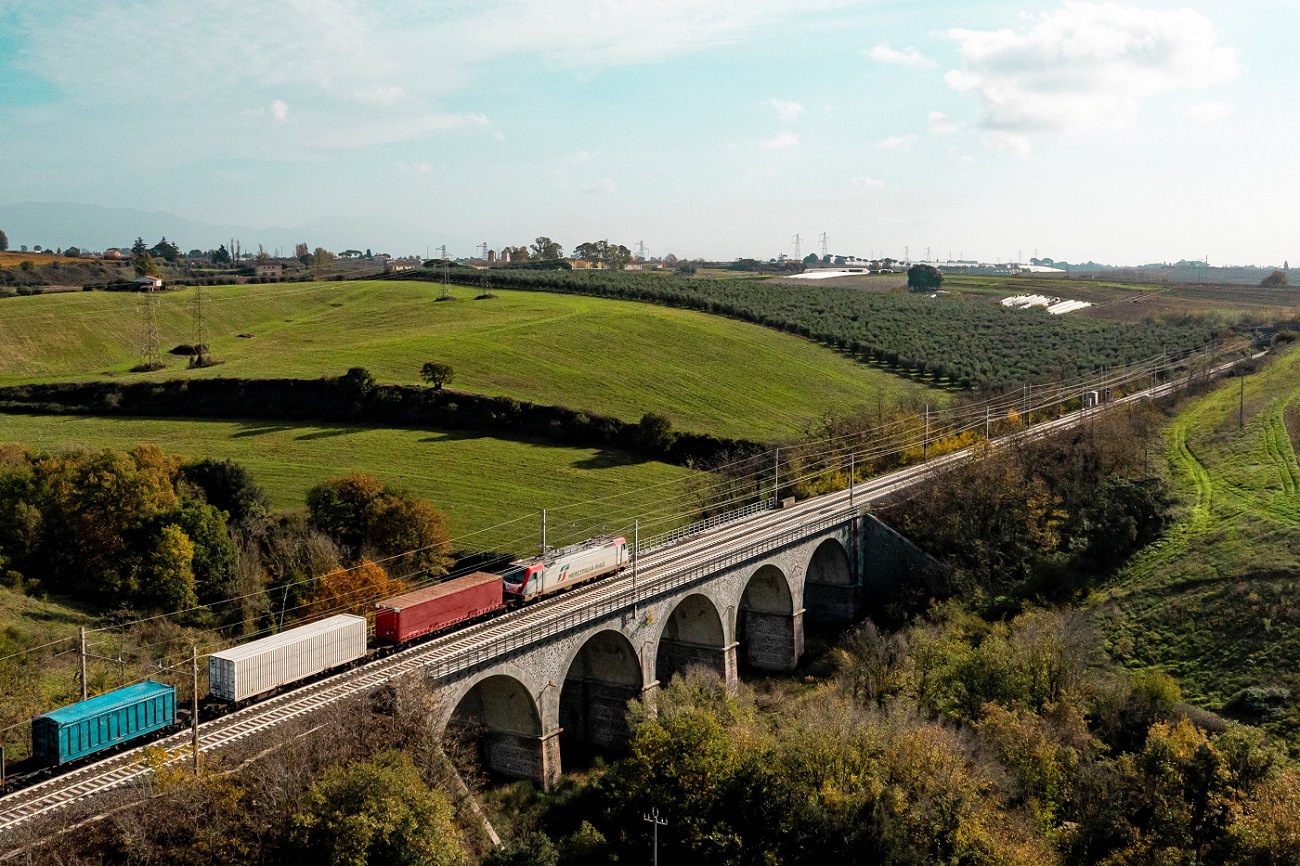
[374,572,503,643]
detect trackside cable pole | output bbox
[192,645,200,775]
[849,452,855,511]
[644,807,667,866]
[541,509,547,557]
[923,405,929,462]
[633,519,639,617]
[80,627,88,702]
[774,449,780,504]
[1240,372,1245,430]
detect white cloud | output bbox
[353,86,407,106]
[396,160,433,173]
[948,146,975,164]
[877,134,918,151]
[764,98,804,122]
[946,3,1241,137]
[270,99,289,122]
[314,113,490,149]
[574,150,591,162]
[981,131,1033,159]
[927,111,959,134]
[1187,100,1234,124]
[763,131,800,149]
[581,177,617,193]
[867,43,936,68]
[493,131,507,141]
[849,175,884,189]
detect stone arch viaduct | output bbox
[429,511,935,789]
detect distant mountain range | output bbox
[0,201,472,258]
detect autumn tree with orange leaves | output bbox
[307,558,407,620]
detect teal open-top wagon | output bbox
[32,680,177,766]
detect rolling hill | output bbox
[0,281,931,441]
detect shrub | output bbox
[1224,686,1292,720]
[338,366,376,397]
[907,263,943,292]
[1261,269,1289,287]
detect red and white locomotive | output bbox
[501,535,629,602]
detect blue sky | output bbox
[1,0,1295,264]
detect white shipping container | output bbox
[208,614,367,702]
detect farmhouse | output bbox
[133,275,163,289]
[563,258,606,270]
[384,257,423,273]
[255,263,284,278]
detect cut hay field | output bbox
[1093,343,1300,744]
[0,413,694,552]
[0,281,931,441]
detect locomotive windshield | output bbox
[502,567,528,586]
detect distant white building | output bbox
[384,257,423,273]
[134,275,163,289]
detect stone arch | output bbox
[737,564,802,672]
[445,671,553,786]
[804,536,858,624]
[654,593,734,688]
[559,629,643,755]
[807,537,851,585]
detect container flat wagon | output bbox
[502,536,627,602]
[375,572,504,643]
[209,614,367,703]
[32,680,177,766]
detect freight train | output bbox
[3,536,628,788]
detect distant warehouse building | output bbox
[384,257,423,273]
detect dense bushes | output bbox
[292,750,465,866]
[307,472,451,577]
[887,403,1173,601]
[392,268,1215,391]
[0,444,236,611]
[0,375,765,466]
[503,606,1295,866]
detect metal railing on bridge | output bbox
[638,500,775,555]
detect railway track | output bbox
[0,352,1255,837]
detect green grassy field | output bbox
[0,282,931,441]
[1093,344,1300,743]
[0,414,695,552]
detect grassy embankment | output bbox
[0,281,929,441]
[1094,342,1300,743]
[0,414,691,550]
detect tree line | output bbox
[0,444,450,630]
